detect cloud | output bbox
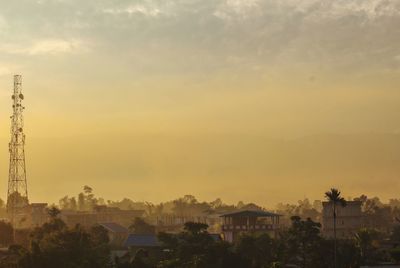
[0,0,399,74]
[103,5,163,17]
[214,0,260,19]
[0,39,87,56]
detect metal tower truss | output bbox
[7,75,29,222]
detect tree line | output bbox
[2,187,400,267]
[2,213,400,267]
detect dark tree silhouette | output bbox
[325,188,347,268]
[129,217,155,235]
[0,221,13,246]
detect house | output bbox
[6,203,48,230]
[322,200,363,238]
[220,210,282,243]
[98,222,129,248]
[29,203,48,227]
[124,234,160,249]
[210,233,222,242]
[123,234,163,262]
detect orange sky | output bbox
[0,0,400,207]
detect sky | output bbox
[0,0,400,207]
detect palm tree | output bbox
[325,188,347,268]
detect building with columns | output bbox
[220,210,281,243]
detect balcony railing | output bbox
[222,224,278,231]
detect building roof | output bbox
[210,233,222,242]
[220,210,281,218]
[99,222,129,233]
[124,234,160,248]
[30,203,48,206]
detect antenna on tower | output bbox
[6,74,29,231]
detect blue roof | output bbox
[99,222,129,233]
[210,234,222,242]
[124,234,160,248]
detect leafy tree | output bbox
[183,222,208,235]
[158,222,242,267]
[154,203,164,216]
[0,221,13,246]
[78,192,85,211]
[391,225,400,242]
[171,195,212,218]
[275,198,322,225]
[356,195,393,232]
[210,198,223,209]
[8,217,111,268]
[0,198,7,218]
[390,247,400,263]
[286,216,325,268]
[354,228,380,265]
[335,239,359,268]
[59,196,78,211]
[241,203,263,211]
[235,234,275,267]
[126,249,152,268]
[69,197,77,210]
[129,217,155,235]
[325,188,347,268]
[47,206,60,218]
[0,244,29,267]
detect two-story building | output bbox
[322,200,363,238]
[220,210,281,243]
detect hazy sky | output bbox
[0,0,400,207]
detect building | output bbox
[28,203,49,227]
[60,206,145,228]
[154,214,213,233]
[110,234,163,266]
[220,210,281,243]
[10,203,48,230]
[322,200,363,238]
[123,234,163,263]
[124,234,160,249]
[98,222,129,248]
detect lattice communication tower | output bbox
[6,75,29,222]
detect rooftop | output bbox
[124,234,160,248]
[98,222,129,233]
[220,210,281,218]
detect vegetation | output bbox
[0,208,111,268]
[324,188,347,268]
[0,221,13,246]
[54,186,400,235]
[2,187,400,267]
[129,217,156,235]
[111,217,396,268]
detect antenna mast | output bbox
[6,75,29,227]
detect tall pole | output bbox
[6,75,29,235]
[333,202,337,268]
